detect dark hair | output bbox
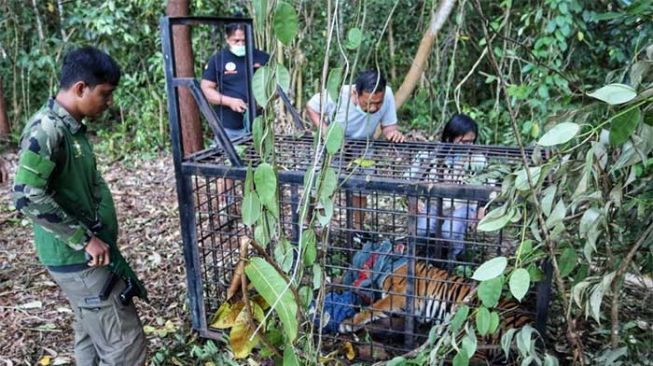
[60,47,121,89]
[225,23,246,37]
[355,70,387,95]
[441,113,478,143]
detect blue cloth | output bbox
[313,291,359,333]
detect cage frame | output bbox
[161,15,554,352]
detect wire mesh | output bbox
[182,135,546,360]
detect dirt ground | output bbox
[0,152,191,365]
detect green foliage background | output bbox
[1,0,652,364]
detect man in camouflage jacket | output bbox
[12,47,146,365]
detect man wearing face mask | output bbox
[306,70,405,143]
[201,21,269,141]
[306,70,406,231]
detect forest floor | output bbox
[1,149,652,365]
[0,152,209,365]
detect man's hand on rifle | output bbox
[86,236,111,267]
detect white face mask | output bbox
[355,103,368,115]
[229,45,246,57]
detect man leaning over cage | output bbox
[306,70,406,230]
[12,47,147,366]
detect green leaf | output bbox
[579,207,601,237]
[489,311,500,334]
[451,304,470,333]
[544,353,560,366]
[345,27,363,49]
[254,163,277,206]
[302,229,317,266]
[477,206,514,232]
[558,247,577,277]
[387,357,407,366]
[587,83,637,105]
[320,167,338,200]
[252,0,267,33]
[273,2,298,45]
[298,286,313,308]
[527,263,545,282]
[452,349,469,366]
[252,116,264,155]
[477,276,503,307]
[501,328,517,359]
[609,107,641,146]
[241,191,261,226]
[509,268,530,302]
[325,122,344,155]
[283,346,299,366]
[472,257,508,281]
[326,67,343,102]
[514,166,542,191]
[312,263,322,290]
[537,122,580,146]
[476,306,491,336]
[254,224,268,248]
[252,66,273,107]
[316,197,334,226]
[545,199,566,228]
[461,328,477,357]
[245,258,298,342]
[276,64,291,92]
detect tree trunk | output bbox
[0,76,10,137]
[394,0,456,109]
[166,0,202,155]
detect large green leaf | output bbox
[325,122,344,155]
[302,229,317,266]
[283,346,299,366]
[558,247,577,277]
[476,306,491,336]
[488,311,500,334]
[537,122,580,146]
[252,0,267,33]
[326,67,343,102]
[477,276,503,307]
[451,304,469,333]
[587,83,637,105]
[472,257,508,281]
[241,191,261,226]
[273,2,298,45]
[252,66,274,107]
[320,167,338,200]
[252,116,264,154]
[345,28,363,50]
[478,206,514,232]
[514,166,542,191]
[509,268,530,302]
[276,64,291,92]
[453,349,469,366]
[245,258,298,342]
[254,163,277,207]
[609,107,641,146]
[501,328,517,359]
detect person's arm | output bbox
[306,92,332,133]
[200,79,247,113]
[379,87,405,143]
[12,118,109,265]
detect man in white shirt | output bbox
[306,70,405,230]
[306,70,405,143]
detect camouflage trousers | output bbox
[48,267,146,366]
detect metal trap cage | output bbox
[162,16,553,361]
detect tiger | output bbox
[338,261,533,362]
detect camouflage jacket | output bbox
[13,98,116,264]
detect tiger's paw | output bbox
[339,318,361,333]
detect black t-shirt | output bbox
[202,48,269,129]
